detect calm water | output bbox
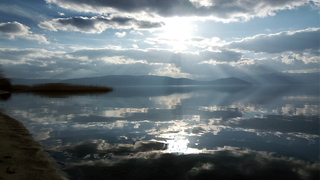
[1,85,319,180]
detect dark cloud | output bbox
[45,0,316,22]
[61,143,319,180]
[0,21,48,43]
[57,17,96,29]
[62,140,167,158]
[228,28,320,55]
[0,21,29,34]
[39,16,164,33]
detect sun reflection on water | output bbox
[165,135,199,154]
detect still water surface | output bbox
[1,85,319,180]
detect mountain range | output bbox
[11,75,251,86]
[239,72,319,85]
[10,72,319,86]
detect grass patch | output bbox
[0,78,11,91]
[12,83,113,93]
[29,92,111,98]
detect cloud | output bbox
[0,5,48,22]
[60,143,319,180]
[0,48,54,61]
[115,32,126,37]
[225,115,320,135]
[1,46,318,80]
[0,22,29,36]
[228,28,320,55]
[70,48,243,64]
[145,37,226,49]
[282,68,320,73]
[61,140,167,158]
[39,16,164,34]
[130,30,143,35]
[0,21,49,44]
[199,50,242,62]
[45,0,318,22]
[0,48,159,79]
[149,63,193,79]
[275,53,320,64]
[0,47,245,79]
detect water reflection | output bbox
[0,85,319,179]
[0,92,11,101]
[60,145,319,180]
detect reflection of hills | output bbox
[107,85,251,98]
[227,85,319,105]
[0,93,11,101]
[149,92,196,109]
[240,73,299,85]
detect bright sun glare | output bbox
[159,18,193,50]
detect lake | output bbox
[1,85,319,180]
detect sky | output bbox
[0,0,319,80]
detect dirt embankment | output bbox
[0,112,66,180]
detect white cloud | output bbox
[130,30,143,35]
[274,53,320,64]
[228,28,320,55]
[100,56,147,64]
[38,21,58,31]
[145,37,226,49]
[282,68,320,73]
[0,21,49,44]
[149,63,192,79]
[115,32,126,37]
[58,12,65,16]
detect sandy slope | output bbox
[0,112,65,180]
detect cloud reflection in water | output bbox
[0,85,319,179]
[59,140,319,180]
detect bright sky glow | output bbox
[161,18,193,40]
[159,18,193,50]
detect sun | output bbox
[161,18,192,40]
[159,18,193,50]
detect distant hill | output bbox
[239,72,319,85]
[60,75,252,86]
[11,78,61,85]
[11,75,252,86]
[285,72,319,85]
[11,73,319,86]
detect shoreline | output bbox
[0,112,66,180]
